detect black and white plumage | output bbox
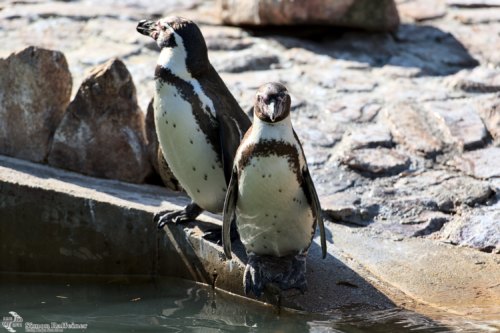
[223,82,326,296]
[137,17,251,229]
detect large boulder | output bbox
[218,0,400,31]
[0,46,72,163]
[48,58,151,184]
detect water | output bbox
[0,275,495,333]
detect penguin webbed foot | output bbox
[155,202,203,229]
[244,254,307,297]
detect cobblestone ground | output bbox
[1,0,498,253]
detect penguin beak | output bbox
[268,102,278,122]
[136,19,158,40]
[268,99,285,122]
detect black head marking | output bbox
[254,82,291,123]
[138,16,209,76]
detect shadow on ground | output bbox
[250,24,478,76]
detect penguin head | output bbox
[137,16,209,76]
[254,82,291,123]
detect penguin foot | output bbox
[155,202,203,229]
[244,253,307,297]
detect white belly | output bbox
[154,83,226,213]
[236,155,314,257]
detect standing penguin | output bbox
[223,82,327,296]
[137,17,251,229]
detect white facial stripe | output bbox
[157,23,216,119]
[268,102,275,113]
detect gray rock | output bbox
[384,104,446,158]
[202,25,254,51]
[450,147,500,179]
[394,170,455,191]
[294,116,344,148]
[449,67,500,93]
[372,208,449,238]
[440,203,500,253]
[48,58,151,183]
[341,147,410,176]
[411,211,450,237]
[453,8,500,24]
[0,2,143,21]
[447,0,500,7]
[0,46,72,163]
[391,25,479,75]
[322,191,379,226]
[474,94,500,145]
[218,0,400,31]
[428,176,493,212]
[345,123,393,149]
[425,100,488,150]
[398,0,447,22]
[212,48,280,73]
[0,0,200,21]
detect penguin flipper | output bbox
[303,168,327,259]
[222,168,238,259]
[217,114,249,185]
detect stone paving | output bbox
[0,0,498,254]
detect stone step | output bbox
[1,155,498,322]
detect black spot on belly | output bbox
[262,174,265,178]
[197,189,200,193]
[192,166,196,171]
[277,230,281,233]
[204,174,208,181]
[265,213,269,217]
[274,215,277,219]
[190,139,193,144]
[268,174,271,178]
[278,189,282,192]
[263,245,268,249]
[212,165,216,170]
[173,123,177,128]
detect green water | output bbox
[0,275,493,333]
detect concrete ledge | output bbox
[1,155,498,322]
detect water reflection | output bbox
[0,275,495,333]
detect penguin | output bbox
[223,82,327,296]
[136,17,251,230]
